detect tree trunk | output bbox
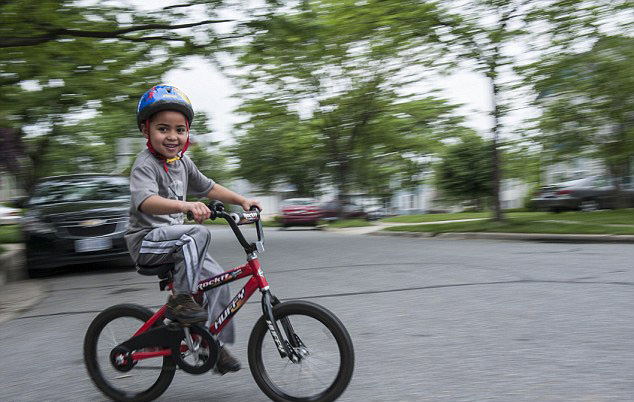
[490,79,503,222]
[608,162,629,209]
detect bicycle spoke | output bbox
[254,311,344,400]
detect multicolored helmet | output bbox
[136,85,194,130]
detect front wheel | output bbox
[248,300,354,402]
[83,304,176,402]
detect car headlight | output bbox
[22,216,56,234]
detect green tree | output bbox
[327,0,630,220]
[188,111,232,186]
[231,1,464,201]
[531,36,634,205]
[436,133,493,209]
[1,0,232,190]
[231,98,322,196]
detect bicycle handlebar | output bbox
[187,201,264,254]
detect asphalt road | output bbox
[1,227,633,402]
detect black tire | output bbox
[248,300,354,402]
[84,304,176,402]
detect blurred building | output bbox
[541,156,605,185]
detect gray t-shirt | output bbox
[124,149,214,260]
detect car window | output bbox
[28,177,130,206]
[281,199,317,207]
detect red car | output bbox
[279,198,323,228]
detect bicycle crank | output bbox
[171,323,219,374]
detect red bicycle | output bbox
[83,201,354,402]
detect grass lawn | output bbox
[382,211,492,223]
[382,209,634,235]
[0,225,23,244]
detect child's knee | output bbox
[186,225,212,241]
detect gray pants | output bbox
[137,225,235,344]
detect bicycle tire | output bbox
[248,300,354,402]
[83,304,176,402]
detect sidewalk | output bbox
[0,280,47,325]
[0,244,48,325]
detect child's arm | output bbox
[139,195,211,223]
[207,184,262,212]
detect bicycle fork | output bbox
[261,290,304,363]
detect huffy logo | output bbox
[214,288,246,330]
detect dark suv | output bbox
[22,174,132,277]
[320,200,368,221]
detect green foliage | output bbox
[530,36,634,183]
[435,134,493,208]
[188,141,232,185]
[231,99,322,195]
[1,0,228,191]
[231,0,466,199]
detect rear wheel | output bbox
[248,300,354,402]
[84,304,176,402]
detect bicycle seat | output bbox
[136,263,175,277]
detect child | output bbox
[124,84,261,374]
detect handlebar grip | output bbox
[229,210,260,225]
[186,201,225,222]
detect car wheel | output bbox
[579,199,599,212]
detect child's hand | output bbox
[241,199,262,212]
[185,201,211,224]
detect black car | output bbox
[22,174,132,277]
[530,176,634,212]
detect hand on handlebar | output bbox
[184,201,211,224]
[240,198,262,212]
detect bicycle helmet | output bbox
[136,85,194,130]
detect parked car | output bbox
[320,200,368,221]
[279,198,323,228]
[530,176,634,212]
[364,205,395,221]
[22,174,132,277]
[0,204,21,225]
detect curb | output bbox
[0,244,46,325]
[0,244,26,286]
[0,280,48,325]
[368,230,634,243]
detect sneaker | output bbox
[166,294,208,324]
[215,347,241,374]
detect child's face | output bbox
[143,110,189,159]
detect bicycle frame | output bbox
[126,206,301,362]
[128,257,267,361]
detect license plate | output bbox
[75,237,112,253]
